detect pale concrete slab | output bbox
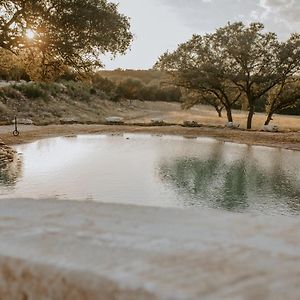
[0,198,299,300]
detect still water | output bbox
[0,134,299,216]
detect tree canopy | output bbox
[156,22,300,128]
[0,0,133,80]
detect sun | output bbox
[26,29,36,40]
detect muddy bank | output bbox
[0,124,299,151]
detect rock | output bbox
[12,118,34,125]
[183,120,202,128]
[226,122,240,129]
[0,199,299,300]
[60,117,80,124]
[105,117,125,125]
[151,118,166,126]
[262,124,279,132]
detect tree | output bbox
[155,22,300,128]
[0,0,132,80]
[264,80,300,125]
[116,78,144,100]
[155,33,242,123]
[0,48,29,80]
[182,90,224,118]
[214,22,300,129]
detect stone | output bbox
[60,117,80,124]
[12,118,34,125]
[262,124,279,132]
[183,120,202,128]
[151,118,166,126]
[105,117,125,125]
[0,198,299,300]
[226,122,240,129]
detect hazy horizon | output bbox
[102,0,300,70]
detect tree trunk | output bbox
[264,113,273,126]
[247,102,255,129]
[226,107,233,123]
[215,106,223,118]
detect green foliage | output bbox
[92,74,117,94]
[156,22,300,127]
[116,78,144,99]
[280,101,300,115]
[40,83,63,97]
[0,49,30,81]
[0,0,133,80]
[63,81,92,102]
[0,102,8,115]
[14,83,47,99]
[91,73,182,102]
[0,86,22,99]
[98,69,163,84]
[264,80,300,124]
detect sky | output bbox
[102,0,300,70]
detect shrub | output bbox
[0,86,22,100]
[14,83,47,99]
[38,82,62,97]
[63,81,92,102]
[0,102,9,115]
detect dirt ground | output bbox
[0,123,298,151]
[117,101,300,131]
[0,100,299,150]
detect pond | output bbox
[0,134,299,216]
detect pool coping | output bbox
[0,198,299,299]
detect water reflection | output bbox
[0,135,299,216]
[159,144,300,215]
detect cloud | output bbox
[102,0,300,69]
[258,0,300,36]
[161,0,263,32]
[161,0,299,38]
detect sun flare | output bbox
[26,29,36,39]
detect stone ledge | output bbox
[0,198,299,300]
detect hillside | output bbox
[0,81,299,131]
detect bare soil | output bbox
[0,123,298,151]
[0,100,299,150]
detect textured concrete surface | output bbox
[0,198,299,300]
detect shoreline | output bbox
[0,124,299,151]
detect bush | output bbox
[92,74,116,94]
[0,102,9,115]
[0,86,22,100]
[14,83,47,99]
[62,81,92,102]
[38,82,63,97]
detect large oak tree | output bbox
[0,0,133,80]
[156,22,300,129]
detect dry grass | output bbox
[0,83,299,131]
[122,101,300,131]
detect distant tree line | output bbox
[91,73,182,102]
